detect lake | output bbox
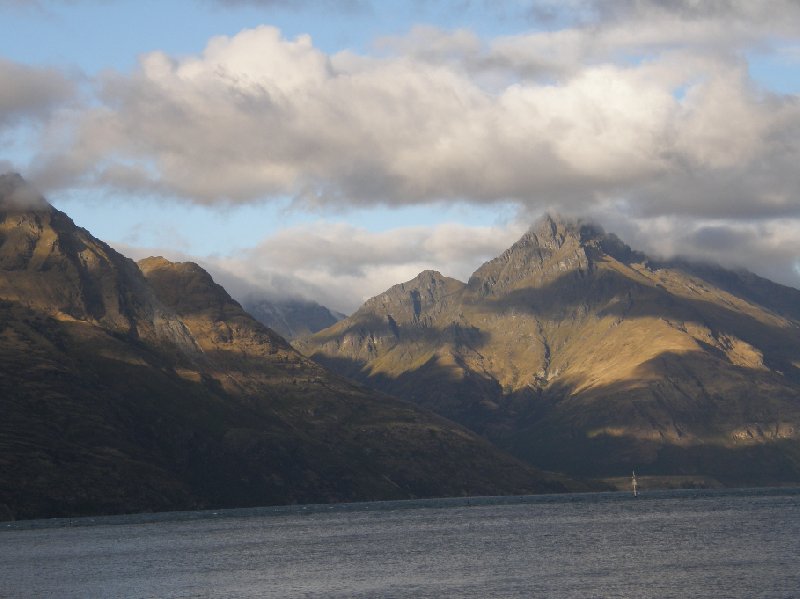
[2,488,799,598]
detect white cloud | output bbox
[4,2,799,297]
[204,220,528,312]
[25,22,800,218]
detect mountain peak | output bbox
[467,213,647,295]
[1,181,167,334]
[354,269,465,326]
[531,212,577,245]
[525,213,609,249]
[413,269,448,285]
[468,214,595,294]
[3,192,569,520]
[138,256,212,283]
[303,213,800,488]
[137,255,172,269]
[138,256,246,317]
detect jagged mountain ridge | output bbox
[298,214,800,486]
[0,175,582,520]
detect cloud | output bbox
[0,58,76,129]
[588,0,800,26]
[8,4,800,295]
[203,220,528,312]
[111,208,800,315]
[612,216,800,290]
[26,23,800,218]
[0,172,50,209]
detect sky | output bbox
[1,0,800,313]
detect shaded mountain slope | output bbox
[299,215,800,486]
[242,295,343,340]
[0,175,581,521]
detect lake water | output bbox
[2,488,799,598]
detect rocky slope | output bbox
[0,175,581,521]
[298,215,800,486]
[242,295,343,340]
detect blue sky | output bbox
[0,1,558,68]
[2,0,800,311]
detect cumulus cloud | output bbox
[27,21,800,219]
[5,1,800,296]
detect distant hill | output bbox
[298,214,800,487]
[242,295,344,340]
[0,174,583,521]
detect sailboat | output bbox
[632,470,638,497]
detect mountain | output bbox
[0,175,583,521]
[242,295,344,340]
[298,214,800,487]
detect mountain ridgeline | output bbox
[298,215,800,487]
[0,174,579,521]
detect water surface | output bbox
[2,488,799,598]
